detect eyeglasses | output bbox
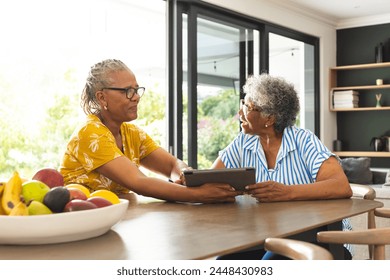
[240,99,260,116]
[103,86,145,100]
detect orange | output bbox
[65,183,91,198]
[89,190,120,204]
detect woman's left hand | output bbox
[245,181,292,202]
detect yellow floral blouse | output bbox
[60,114,159,194]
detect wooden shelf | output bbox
[334,151,390,158]
[330,62,390,161]
[330,61,390,70]
[331,84,390,91]
[331,106,390,112]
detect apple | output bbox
[32,167,64,188]
[43,186,70,213]
[22,180,50,204]
[87,197,113,208]
[68,188,88,200]
[28,200,53,215]
[63,199,98,212]
[64,183,90,197]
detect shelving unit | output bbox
[329,62,390,158]
[329,61,390,112]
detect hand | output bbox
[192,183,242,203]
[245,181,292,202]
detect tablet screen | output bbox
[183,167,256,191]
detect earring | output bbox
[104,105,108,111]
[265,124,268,128]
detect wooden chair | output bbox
[323,185,390,259]
[350,183,376,229]
[350,183,377,258]
[317,227,390,260]
[264,237,333,260]
[374,207,390,218]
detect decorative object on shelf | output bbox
[333,140,342,151]
[384,38,390,62]
[379,130,390,152]
[370,137,384,152]
[375,42,383,63]
[382,136,390,152]
[376,93,382,107]
[376,79,383,85]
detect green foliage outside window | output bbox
[197,89,240,169]
[0,82,239,179]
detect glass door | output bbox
[182,10,259,168]
[268,32,318,133]
[168,1,319,169]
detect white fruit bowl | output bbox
[0,199,129,245]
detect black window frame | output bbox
[167,0,320,167]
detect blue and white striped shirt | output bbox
[219,126,332,184]
[219,126,353,255]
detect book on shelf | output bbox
[333,90,359,95]
[332,90,359,108]
[333,102,359,109]
[333,95,359,101]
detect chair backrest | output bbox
[264,237,333,260]
[374,208,390,218]
[350,183,376,200]
[317,228,390,260]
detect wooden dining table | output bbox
[0,194,383,260]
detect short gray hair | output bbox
[243,73,300,133]
[81,59,131,115]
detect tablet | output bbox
[183,167,256,191]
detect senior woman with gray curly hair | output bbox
[212,73,352,259]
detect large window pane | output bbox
[196,17,241,169]
[0,0,166,179]
[180,13,259,169]
[269,33,315,132]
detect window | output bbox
[0,0,166,179]
[168,1,319,168]
[269,32,318,133]
[0,0,319,178]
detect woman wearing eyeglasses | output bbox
[212,73,353,259]
[60,59,239,203]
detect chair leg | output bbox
[367,210,376,259]
[373,245,385,260]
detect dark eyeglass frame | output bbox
[103,86,145,100]
[240,99,261,116]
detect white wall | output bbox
[202,0,338,149]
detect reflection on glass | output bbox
[196,17,241,169]
[269,33,315,132]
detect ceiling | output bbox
[270,0,390,27]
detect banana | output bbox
[0,182,5,195]
[8,201,28,216]
[0,182,6,215]
[2,171,24,215]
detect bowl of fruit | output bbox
[0,169,129,245]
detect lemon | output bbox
[65,183,91,198]
[89,190,120,204]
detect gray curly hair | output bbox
[243,73,300,133]
[81,59,131,115]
